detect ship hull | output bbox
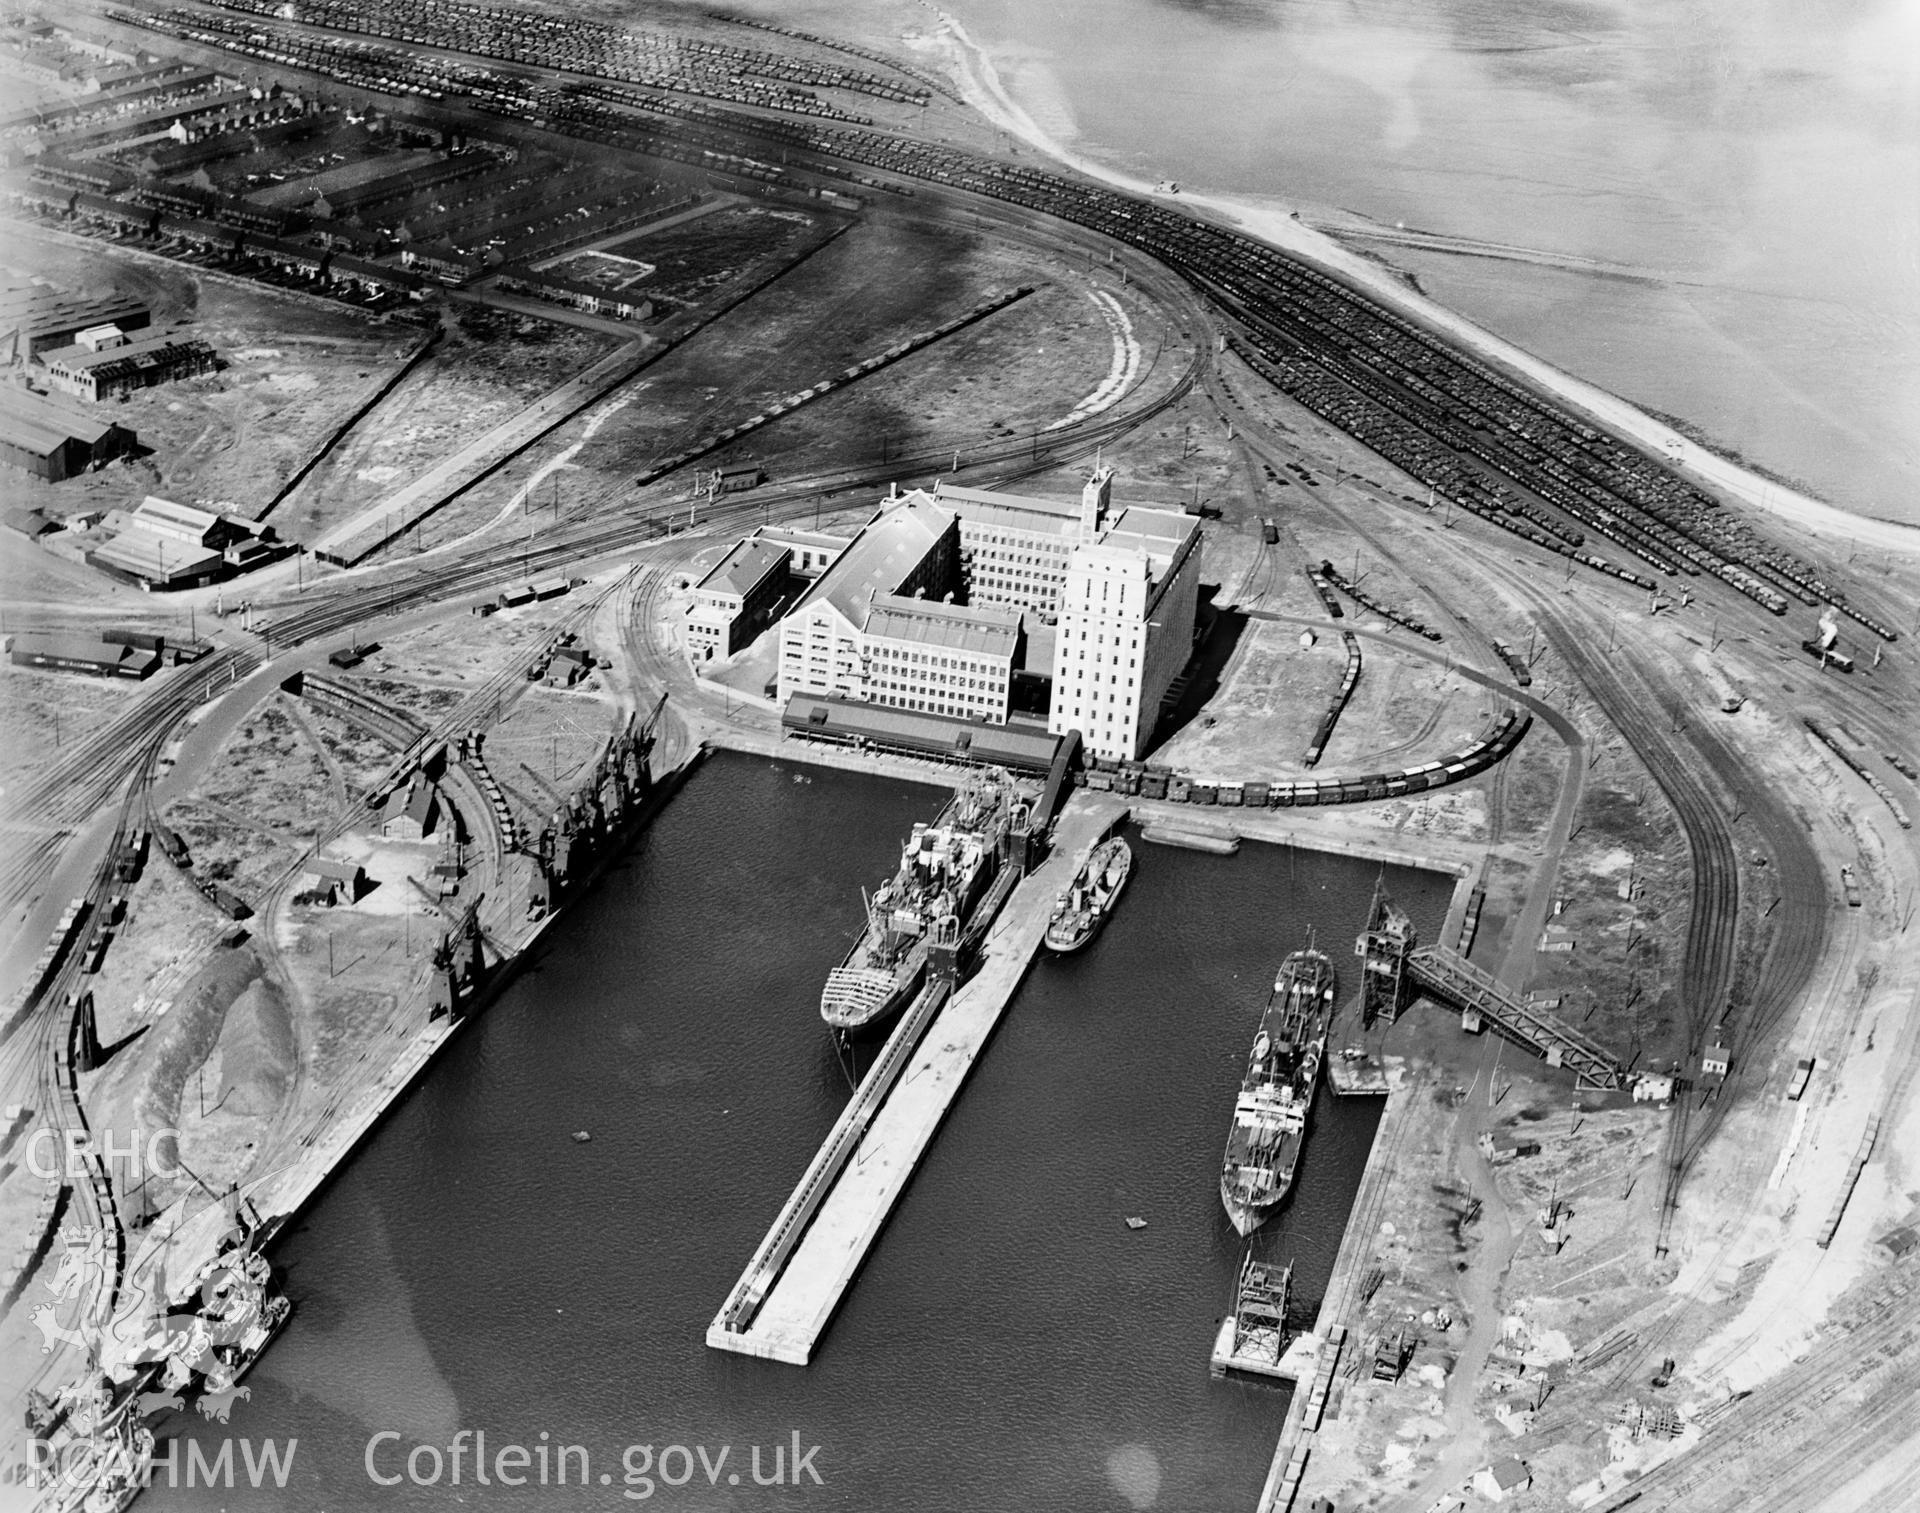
[820,952,925,1038]
[820,775,1017,1034]
[1043,837,1132,954]
[1219,1184,1270,1238]
[1217,947,1334,1235]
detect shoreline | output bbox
[918,10,1920,560]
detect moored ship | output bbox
[820,770,1016,1034]
[1219,944,1336,1236]
[1044,835,1132,953]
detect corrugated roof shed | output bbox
[0,286,150,349]
[8,629,156,675]
[132,494,222,539]
[86,529,224,584]
[964,723,1059,769]
[0,385,121,452]
[782,695,1057,772]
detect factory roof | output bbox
[0,285,149,341]
[695,536,788,598]
[86,528,224,583]
[133,494,223,537]
[0,385,122,454]
[863,594,1019,658]
[929,480,1083,539]
[1017,614,1056,673]
[932,481,1079,519]
[753,525,844,553]
[1097,502,1200,563]
[42,328,214,376]
[794,496,954,628]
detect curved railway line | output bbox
[7,18,1909,1508]
[1509,585,1831,1410]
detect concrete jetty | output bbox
[707,792,1125,1365]
[1250,1068,1425,1512]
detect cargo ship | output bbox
[820,771,1015,1034]
[1219,944,1336,1236]
[1044,835,1132,953]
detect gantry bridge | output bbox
[1358,893,1628,1090]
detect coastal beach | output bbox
[687,0,1918,550]
[905,6,1919,557]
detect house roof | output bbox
[863,593,1019,658]
[1879,1226,1918,1257]
[1488,1459,1530,1490]
[386,776,436,828]
[305,856,363,883]
[696,537,788,598]
[794,497,954,628]
[500,266,645,304]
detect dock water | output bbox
[707,792,1126,1364]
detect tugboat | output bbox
[1219,943,1336,1236]
[1044,835,1132,953]
[820,770,1016,1035]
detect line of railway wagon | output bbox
[1080,708,1531,807]
[105,0,1899,649]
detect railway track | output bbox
[1503,584,1832,1420]
[0,649,261,929]
[1598,1261,1920,1512]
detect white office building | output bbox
[775,495,961,704]
[765,472,1200,752]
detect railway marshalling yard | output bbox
[1,2,1917,1510]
